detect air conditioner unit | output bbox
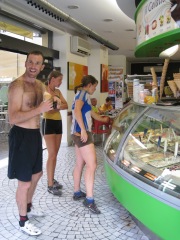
[71,36,91,56]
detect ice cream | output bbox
[43,91,52,101]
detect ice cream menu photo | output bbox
[136,0,180,45]
[108,66,124,109]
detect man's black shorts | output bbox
[8,125,43,182]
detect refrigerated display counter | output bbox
[104,101,180,240]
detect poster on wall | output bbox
[108,81,115,109]
[108,66,124,109]
[68,62,88,90]
[136,0,180,45]
[100,64,108,92]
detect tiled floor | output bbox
[0,140,149,240]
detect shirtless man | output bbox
[7,50,53,236]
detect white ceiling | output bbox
[1,0,180,63]
[46,0,180,62]
[46,0,137,58]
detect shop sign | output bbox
[136,0,180,46]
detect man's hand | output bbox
[39,99,53,113]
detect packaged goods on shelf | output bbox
[125,75,152,98]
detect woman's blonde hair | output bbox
[45,70,63,85]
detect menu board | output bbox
[108,66,124,109]
[136,0,180,46]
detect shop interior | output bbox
[0,1,180,239]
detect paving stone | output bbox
[0,143,149,240]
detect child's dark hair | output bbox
[106,97,112,102]
[74,75,98,93]
[26,50,45,63]
[45,70,63,85]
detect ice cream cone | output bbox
[160,58,170,99]
[150,67,158,89]
[167,80,177,97]
[174,79,180,91]
[43,91,52,101]
[164,58,169,65]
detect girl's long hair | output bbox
[45,70,63,86]
[74,75,98,93]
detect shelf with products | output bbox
[103,101,180,240]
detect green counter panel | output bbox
[104,161,180,240]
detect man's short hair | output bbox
[26,50,45,63]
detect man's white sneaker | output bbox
[20,221,41,236]
[27,206,45,218]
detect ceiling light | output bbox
[159,45,179,58]
[67,5,79,9]
[103,19,113,22]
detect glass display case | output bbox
[104,101,180,240]
[105,102,146,161]
[105,101,180,198]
